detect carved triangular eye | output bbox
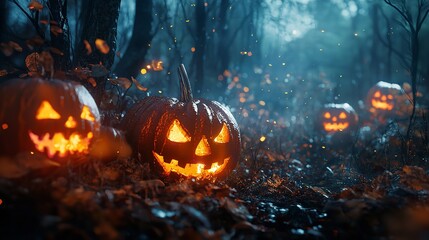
[167,119,191,142]
[214,123,230,143]
[81,105,95,122]
[36,101,61,119]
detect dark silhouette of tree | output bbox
[48,0,71,71]
[114,0,154,78]
[76,0,121,69]
[384,0,429,145]
[76,0,122,104]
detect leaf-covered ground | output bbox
[1,117,429,239]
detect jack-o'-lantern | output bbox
[122,65,241,179]
[366,81,413,121]
[320,103,358,133]
[367,81,404,111]
[0,78,100,160]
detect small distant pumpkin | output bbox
[0,78,100,160]
[366,81,411,120]
[319,103,358,133]
[122,65,241,179]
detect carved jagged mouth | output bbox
[29,131,93,158]
[323,122,349,132]
[153,151,230,178]
[371,100,393,110]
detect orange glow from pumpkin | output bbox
[371,99,394,110]
[214,123,230,143]
[324,112,331,119]
[36,101,61,119]
[153,151,229,178]
[167,119,191,142]
[339,112,347,119]
[28,131,93,158]
[80,105,95,122]
[195,136,211,156]
[65,116,77,128]
[323,122,349,132]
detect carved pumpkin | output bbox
[320,103,358,133]
[367,81,403,111]
[123,65,241,179]
[0,78,100,160]
[366,81,412,121]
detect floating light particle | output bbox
[247,52,252,56]
[140,69,147,75]
[259,100,266,106]
[268,63,272,67]
[282,62,286,66]
[260,136,266,142]
[243,87,249,92]
[1,123,8,130]
[191,47,196,52]
[239,97,246,103]
[146,65,151,69]
[354,33,358,36]
[185,19,190,23]
[321,29,325,32]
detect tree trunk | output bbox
[48,0,71,71]
[217,0,230,90]
[0,1,7,42]
[194,0,206,95]
[76,0,121,104]
[114,0,153,78]
[77,0,121,69]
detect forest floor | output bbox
[1,121,429,239]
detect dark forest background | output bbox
[2,1,429,238]
[1,0,428,107]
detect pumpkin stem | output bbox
[178,64,193,102]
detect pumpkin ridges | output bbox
[0,78,100,159]
[122,65,241,179]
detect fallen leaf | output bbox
[26,36,44,50]
[95,38,110,54]
[0,42,13,56]
[49,47,64,56]
[83,40,92,55]
[109,77,131,89]
[131,76,147,91]
[25,52,40,72]
[87,77,97,87]
[8,41,22,52]
[28,0,43,11]
[50,25,63,36]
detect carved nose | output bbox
[195,136,211,156]
[332,117,337,122]
[381,96,387,101]
[65,116,77,128]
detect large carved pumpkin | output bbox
[0,78,100,160]
[123,65,241,179]
[319,103,358,133]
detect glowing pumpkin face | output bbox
[123,65,240,179]
[320,103,358,133]
[0,78,100,160]
[367,81,403,112]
